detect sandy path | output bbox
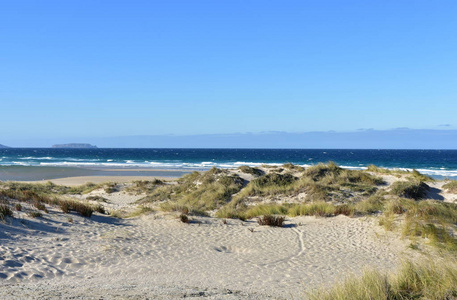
[0,212,410,299]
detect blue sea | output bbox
[1,148,457,180]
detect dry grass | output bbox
[0,203,13,221]
[257,215,285,227]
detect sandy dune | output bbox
[0,209,411,299]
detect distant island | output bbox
[0,144,10,148]
[52,143,98,149]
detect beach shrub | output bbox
[443,180,457,193]
[15,203,22,211]
[390,180,430,199]
[257,215,285,227]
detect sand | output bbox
[25,175,178,186]
[0,208,411,299]
[1,170,442,299]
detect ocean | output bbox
[1,148,457,180]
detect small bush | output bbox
[257,215,285,227]
[15,203,22,211]
[390,180,430,200]
[180,214,189,223]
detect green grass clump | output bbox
[282,163,305,172]
[443,180,457,193]
[0,181,101,195]
[354,195,385,214]
[142,168,244,212]
[308,259,457,300]
[238,166,263,176]
[411,169,435,182]
[124,179,164,194]
[390,180,430,200]
[0,204,13,220]
[288,201,337,217]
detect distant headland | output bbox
[52,143,98,149]
[0,144,10,148]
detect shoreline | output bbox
[0,165,191,182]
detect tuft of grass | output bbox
[411,169,435,182]
[238,166,263,176]
[288,202,336,217]
[282,163,305,172]
[125,179,164,194]
[0,204,13,220]
[257,215,285,227]
[443,180,457,193]
[15,203,22,211]
[354,195,385,214]
[308,259,457,300]
[390,180,430,200]
[27,211,42,218]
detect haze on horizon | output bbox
[1,1,456,148]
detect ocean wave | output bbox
[0,159,454,179]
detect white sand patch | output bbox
[0,212,412,299]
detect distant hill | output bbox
[0,144,10,148]
[52,143,97,149]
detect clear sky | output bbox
[1,1,457,144]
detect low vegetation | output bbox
[140,168,244,211]
[308,259,457,300]
[124,179,164,194]
[443,180,457,193]
[0,203,13,221]
[257,215,285,227]
[390,180,430,200]
[238,166,263,176]
[0,188,103,218]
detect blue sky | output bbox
[1,1,457,146]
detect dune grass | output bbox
[308,259,457,300]
[141,168,244,212]
[238,166,263,176]
[0,203,13,221]
[443,180,457,193]
[0,188,102,218]
[390,180,430,200]
[124,179,164,195]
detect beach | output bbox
[1,164,456,299]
